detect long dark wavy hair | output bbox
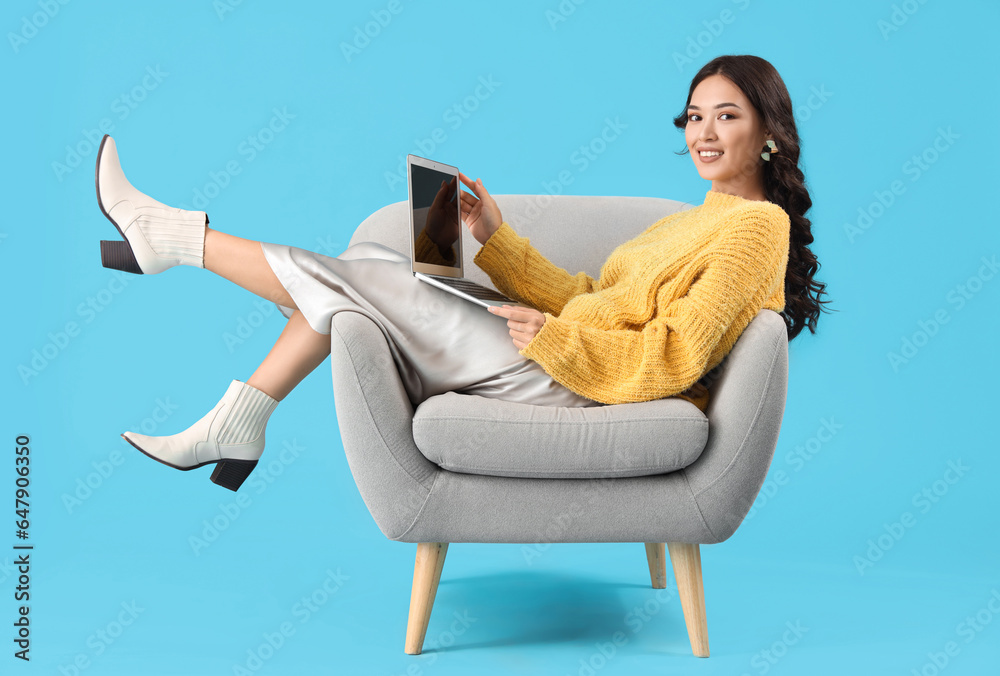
[671,54,833,341]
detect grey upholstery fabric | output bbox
[348,194,698,289]
[413,393,709,478]
[332,194,788,544]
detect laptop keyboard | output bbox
[427,275,517,302]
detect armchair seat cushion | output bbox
[411,392,709,479]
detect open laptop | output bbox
[407,154,529,309]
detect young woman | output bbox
[95,54,829,491]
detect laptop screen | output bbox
[410,163,461,270]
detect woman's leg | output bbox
[246,307,331,401]
[204,226,299,310]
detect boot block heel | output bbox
[210,459,258,491]
[101,239,143,274]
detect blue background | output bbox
[3,0,998,674]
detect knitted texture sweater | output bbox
[472,189,791,410]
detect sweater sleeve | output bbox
[518,207,789,405]
[414,227,457,266]
[472,221,598,315]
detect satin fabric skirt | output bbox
[258,239,606,410]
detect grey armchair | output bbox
[328,194,789,658]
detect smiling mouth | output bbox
[698,151,724,158]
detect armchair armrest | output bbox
[683,309,789,541]
[328,311,441,539]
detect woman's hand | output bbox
[458,171,503,245]
[488,305,546,350]
[424,178,461,254]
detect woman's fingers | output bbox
[459,190,478,208]
[488,305,545,350]
[458,171,478,193]
[460,191,482,219]
[458,172,500,235]
[460,198,480,219]
[459,184,480,210]
[459,171,490,200]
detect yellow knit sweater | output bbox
[472,189,790,411]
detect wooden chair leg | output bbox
[667,542,709,657]
[643,543,667,588]
[404,542,449,655]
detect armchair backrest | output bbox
[350,193,695,293]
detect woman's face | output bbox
[684,74,769,201]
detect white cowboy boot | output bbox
[122,380,279,491]
[95,134,209,274]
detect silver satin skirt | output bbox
[259,239,606,409]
